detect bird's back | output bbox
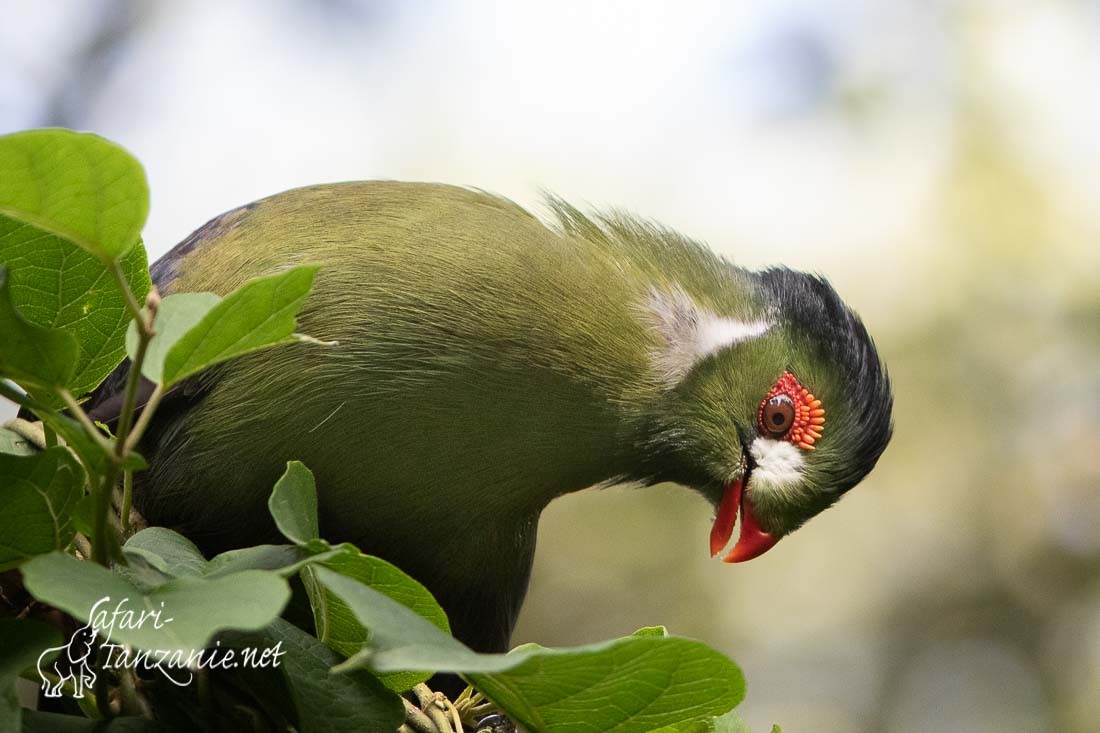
[91,181,683,652]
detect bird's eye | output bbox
[757,371,826,449]
[761,395,795,437]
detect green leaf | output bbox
[123,527,208,578]
[315,568,745,732]
[22,551,290,654]
[121,530,353,599]
[203,544,307,578]
[0,618,61,732]
[0,447,82,569]
[70,494,96,537]
[126,292,219,384]
[651,708,753,733]
[466,640,744,733]
[315,568,481,672]
[0,129,151,396]
[632,625,669,637]
[159,266,318,387]
[303,551,450,692]
[268,460,320,545]
[224,619,405,733]
[0,266,78,389]
[310,553,451,642]
[264,461,451,690]
[0,129,149,261]
[122,526,317,581]
[0,227,151,397]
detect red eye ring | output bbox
[756,371,826,450]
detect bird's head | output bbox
[646,267,893,563]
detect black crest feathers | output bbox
[759,268,894,493]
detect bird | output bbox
[86,181,893,656]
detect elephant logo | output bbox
[38,624,98,698]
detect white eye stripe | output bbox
[644,285,771,385]
[694,315,770,358]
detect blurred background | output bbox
[2,1,1098,730]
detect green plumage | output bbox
[94,181,891,653]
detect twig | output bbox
[72,532,93,560]
[403,697,439,733]
[414,684,460,733]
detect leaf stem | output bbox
[98,267,158,553]
[113,338,147,457]
[43,423,57,447]
[57,388,116,455]
[112,276,158,460]
[120,470,133,535]
[122,383,163,455]
[93,463,120,565]
[110,260,148,331]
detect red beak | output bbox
[709,473,780,563]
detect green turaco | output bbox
[87,182,893,654]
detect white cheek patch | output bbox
[749,437,805,489]
[645,286,771,384]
